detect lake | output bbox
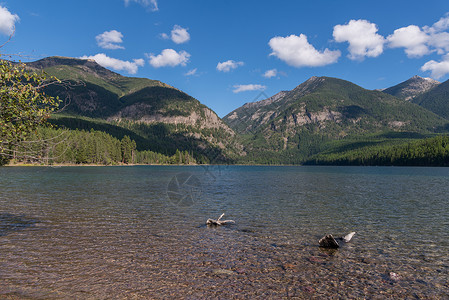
[1,166,448,298]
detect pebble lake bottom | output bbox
[0,165,448,299]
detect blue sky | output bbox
[1,0,449,117]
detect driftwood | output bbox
[342,231,356,243]
[206,213,235,226]
[319,234,340,248]
[319,232,356,248]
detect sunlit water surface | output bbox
[1,166,448,299]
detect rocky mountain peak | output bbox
[410,75,439,84]
[242,91,289,110]
[383,75,440,101]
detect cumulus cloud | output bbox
[96,30,125,50]
[233,84,266,93]
[430,13,449,32]
[80,53,144,74]
[263,69,278,78]
[421,54,449,79]
[171,25,190,44]
[0,6,19,36]
[216,60,244,72]
[124,0,158,11]
[387,25,429,57]
[147,49,190,67]
[428,32,449,54]
[269,34,340,67]
[185,68,197,76]
[333,19,385,60]
[425,14,449,54]
[386,14,449,58]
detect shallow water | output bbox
[0,166,448,299]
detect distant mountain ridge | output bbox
[225,76,446,135]
[26,56,231,130]
[223,76,449,163]
[382,75,440,101]
[21,56,449,164]
[412,78,449,120]
[224,77,326,134]
[25,56,241,162]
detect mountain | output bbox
[25,56,241,162]
[19,58,449,165]
[382,75,440,101]
[224,77,325,134]
[224,76,449,163]
[412,78,449,120]
[224,90,289,134]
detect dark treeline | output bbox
[49,115,231,164]
[306,135,449,166]
[5,126,449,167]
[5,127,196,166]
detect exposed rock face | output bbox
[223,77,328,134]
[280,107,342,129]
[110,105,234,135]
[383,75,440,101]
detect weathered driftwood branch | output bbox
[206,213,235,226]
[319,234,340,248]
[319,232,356,248]
[342,231,356,243]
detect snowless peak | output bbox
[383,75,440,101]
[410,75,439,84]
[423,77,439,84]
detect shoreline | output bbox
[3,162,449,168]
[3,163,197,167]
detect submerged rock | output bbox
[389,272,401,282]
[212,269,235,276]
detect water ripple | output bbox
[0,166,448,298]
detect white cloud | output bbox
[171,25,190,44]
[96,30,125,50]
[333,19,385,60]
[386,14,449,58]
[185,68,197,76]
[387,25,430,57]
[269,34,340,67]
[426,14,449,55]
[428,32,449,54]
[0,6,19,36]
[421,54,449,79]
[263,69,277,78]
[216,60,244,72]
[233,84,266,93]
[430,13,449,32]
[147,49,190,68]
[124,0,158,11]
[80,53,144,74]
[160,33,169,40]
